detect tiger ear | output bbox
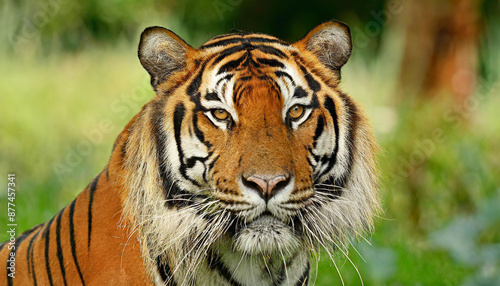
[295,20,352,71]
[138,26,194,90]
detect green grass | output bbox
[1,42,500,285]
[0,46,154,235]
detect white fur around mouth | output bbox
[233,215,299,255]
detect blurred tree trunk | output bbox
[397,0,481,102]
[396,0,481,232]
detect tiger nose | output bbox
[242,174,290,201]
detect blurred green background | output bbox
[1,0,500,285]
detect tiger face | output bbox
[130,20,379,280]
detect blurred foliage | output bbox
[1,0,500,285]
[175,0,385,43]
[2,0,389,53]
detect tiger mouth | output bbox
[230,211,282,231]
[232,213,300,254]
[245,214,288,230]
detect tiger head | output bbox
[125,20,379,277]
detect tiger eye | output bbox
[288,105,304,119]
[213,109,229,120]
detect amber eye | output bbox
[212,109,230,121]
[288,104,305,120]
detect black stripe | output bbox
[293,86,308,99]
[235,75,252,83]
[120,140,127,160]
[312,115,325,149]
[306,151,315,167]
[173,103,202,187]
[317,92,358,189]
[317,97,340,180]
[185,156,209,168]
[7,227,34,286]
[43,217,55,286]
[255,57,285,68]
[233,83,252,105]
[87,174,100,248]
[55,210,68,286]
[105,166,110,181]
[295,262,310,286]
[27,227,42,286]
[212,45,248,66]
[111,133,122,152]
[336,92,359,186]
[201,36,289,50]
[192,111,211,148]
[156,257,177,285]
[217,56,246,74]
[150,101,197,207]
[205,92,220,101]
[207,155,219,173]
[275,71,295,85]
[292,50,337,87]
[150,99,168,192]
[207,249,242,286]
[202,152,216,182]
[216,74,234,88]
[299,65,320,92]
[273,251,301,286]
[173,104,186,158]
[69,199,85,285]
[26,225,43,282]
[187,64,206,97]
[254,45,288,58]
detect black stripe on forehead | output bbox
[217,55,247,75]
[231,74,283,105]
[275,71,296,86]
[201,36,290,50]
[293,86,308,98]
[254,45,288,58]
[299,64,320,92]
[205,92,220,101]
[217,54,285,75]
[211,42,288,68]
[255,57,284,68]
[212,45,248,66]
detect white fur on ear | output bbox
[296,20,352,71]
[138,27,193,90]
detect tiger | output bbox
[1,20,380,285]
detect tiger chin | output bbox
[1,20,380,285]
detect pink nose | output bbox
[243,174,290,200]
